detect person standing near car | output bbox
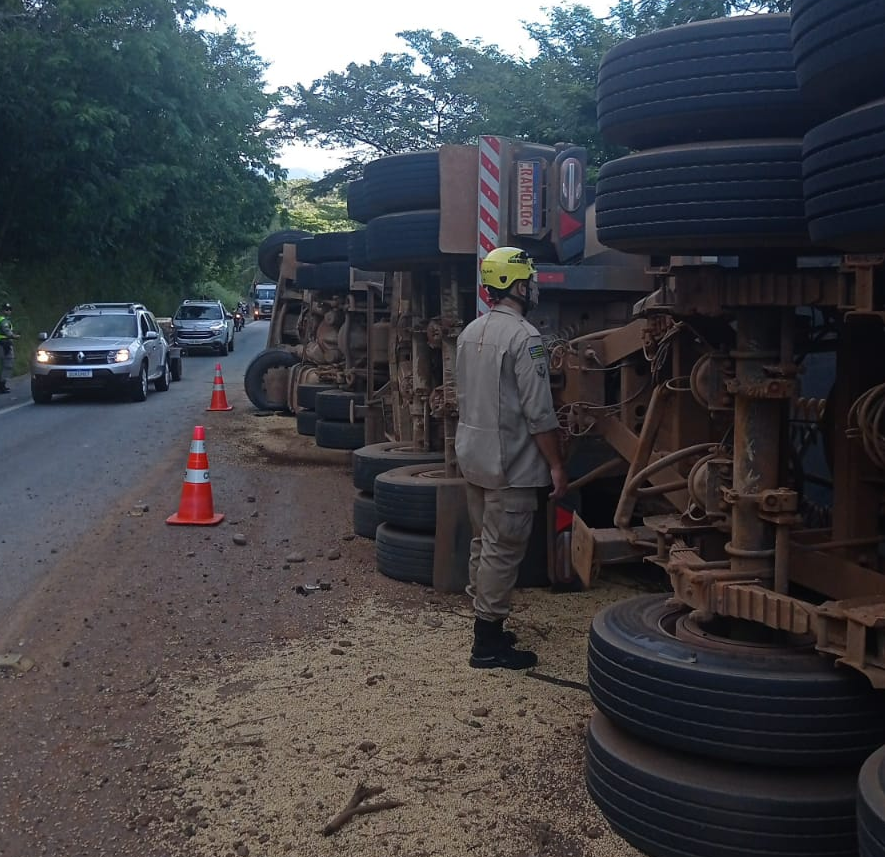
[455,247,568,670]
[0,302,21,394]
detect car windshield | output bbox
[255,289,275,301]
[53,314,138,339]
[175,304,222,321]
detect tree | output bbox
[279,30,523,193]
[0,0,281,285]
[608,0,790,36]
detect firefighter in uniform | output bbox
[455,247,568,669]
[0,302,19,394]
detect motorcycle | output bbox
[233,311,245,332]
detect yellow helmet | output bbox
[480,247,536,291]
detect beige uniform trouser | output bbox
[465,483,538,622]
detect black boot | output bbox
[470,618,537,670]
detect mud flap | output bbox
[571,513,598,589]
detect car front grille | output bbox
[47,350,116,365]
[177,330,219,341]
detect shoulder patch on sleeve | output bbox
[528,343,545,361]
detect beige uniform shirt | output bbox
[455,304,559,489]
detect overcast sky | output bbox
[205,0,613,175]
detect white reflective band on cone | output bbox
[189,441,206,453]
[183,468,211,483]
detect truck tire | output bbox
[296,231,351,264]
[295,408,317,437]
[315,418,365,450]
[295,382,338,410]
[353,491,380,539]
[314,261,351,293]
[244,349,299,411]
[802,98,885,251]
[366,210,462,269]
[597,14,825,149]
[585,713,858,857]
[258,229,313,282]
[595,141,811,255]
[348,229,371,270]
[375,523,434,585]
[588,594,885,767]
[315,390,364,421]
[374,464,463,533]
[352,442,446,494]
[362,151,440,219]
[859,745,885,857]
[347,180,372,224]
[791,0,885,112]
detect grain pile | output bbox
[162,583,647,857]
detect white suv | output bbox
[30,303,173,404]
[171,299,235,355]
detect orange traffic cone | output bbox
[206,363,233,411]
[166,425,225,526]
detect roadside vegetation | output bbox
[0,0,787,373]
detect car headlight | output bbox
[112,349,130,363]
[35,350,52,364]
[209,322,224,331]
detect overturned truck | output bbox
[251,5,885,855]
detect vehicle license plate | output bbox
[66,369,93,378]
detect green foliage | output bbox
[279,30,519,160]
[608,0,790,37]
[0,0,280,286]
[278,0,794,186]
[276,180,354,233]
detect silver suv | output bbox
[31,303,173,404]
[171,299,235,355]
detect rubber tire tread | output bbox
[362,151,440,219]
[859,745,885,857]
[315,389,365,421]
[353,491,380,539]
[244,349,299,411]
[588,594,885,767]
[296,383,338,410]
[346,179,372,224]
[375,523,434,585]
[365,210,446,269]
[802,98,885,250]
[296,408,317,437]
[313,261,351,293]
[585,713,858,857]
[597,14,824,149]
[595,141,812,255]
[790,0,885,111]
[352,442,446,494]
[315,418,365,450]
[257,229,313,282]
[296,231,352,264]
[347,229,371,270]
[374,464,463,532]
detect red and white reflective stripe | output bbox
[183,468,212,484]
[477,135,503,316]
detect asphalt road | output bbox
[0,322,269,625]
